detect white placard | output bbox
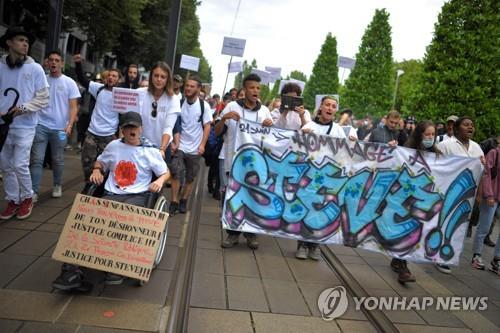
[180,54,200,72]
[112,87,142,113]
[221,37,246,57]
[265,66,282,82]
[228,61,243,73]
[250,69,272,85]
[278,79,306,95]
[337,56,356,69]
[315,94,339,113]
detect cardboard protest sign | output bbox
[52,194,169,281]
[222,119,483,266]
[112,87,142,113]
[180,54,200,72]
[221,37,246,57]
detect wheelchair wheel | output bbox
[153,196,169,268]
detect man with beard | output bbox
[73,53,122,182]
[169,76,212,214]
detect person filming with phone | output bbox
[272,82,310,130]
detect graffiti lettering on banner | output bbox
[221,119,483,265]
[52,194,168,281]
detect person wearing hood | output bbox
[0,26,49,220]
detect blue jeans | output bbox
[472,200,500,258]
[30,124,67,194]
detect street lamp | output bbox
[392,69,405,109]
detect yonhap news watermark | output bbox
[318,286,489,321]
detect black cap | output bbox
[120,112,142,128]
[0,26,35,50]
[406,115,416,124]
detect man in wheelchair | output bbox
[52,111,170,291]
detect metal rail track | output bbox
[320,245,399,333]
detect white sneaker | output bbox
[52,185,62,198]
[32,193,38,203]
[435,263,452,274]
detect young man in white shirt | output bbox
[438,115,458,142]
[169,76,212,214]
[30,50,80,200]
[215,73,273,250]
[436,116,484,275]
[73,54,121,182]
[0,27,49,220]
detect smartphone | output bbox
[280,95,303,113]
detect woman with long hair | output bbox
[138,62,181,157]
[389,120,440,283]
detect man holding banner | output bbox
[216,73,273,250]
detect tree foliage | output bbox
[287,70,307,82]
[3,0,212,82]
[342,9,393,118]
[392,59,424,115]
[408,0,499,140]
[303,33,339,109]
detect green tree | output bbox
[342,9,393,118]
[233,59,257,90]
[410,0,499,140]
[287,70,307,82]
[303,33,339,109]
[392,59,424,115]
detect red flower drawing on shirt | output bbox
[114,160,137,188]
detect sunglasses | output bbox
[151,101,158,118]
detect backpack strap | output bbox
[179,97,206,130]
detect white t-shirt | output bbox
[0,56,48,129]
[437,137,484,158]
[98,139,168,194]
[87,82,118,136]
[219,101,272,170]
[301,120,347,138]
[271,108,311,130]
[178,98,213,154]
[139,89,181,147]
[38,74,81,130]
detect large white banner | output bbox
[222,120,483,265]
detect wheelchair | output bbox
[83,178,169,285]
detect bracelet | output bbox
[92,166,104,174]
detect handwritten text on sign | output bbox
[52,194,168,281]
[112,87,141,113]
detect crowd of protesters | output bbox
[0,26,498,291]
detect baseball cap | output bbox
[120,112,142,128]
[446,115,459,122]
[406,115,416,124]
[173,74,183,82]
[340,108,353,117]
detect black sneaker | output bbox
[484,236,496,247]
[179,199,187,214]
[104,272,124,285]
[52,267,84,291]
[169,201,179,215]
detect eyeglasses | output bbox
[151,101,158,118]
